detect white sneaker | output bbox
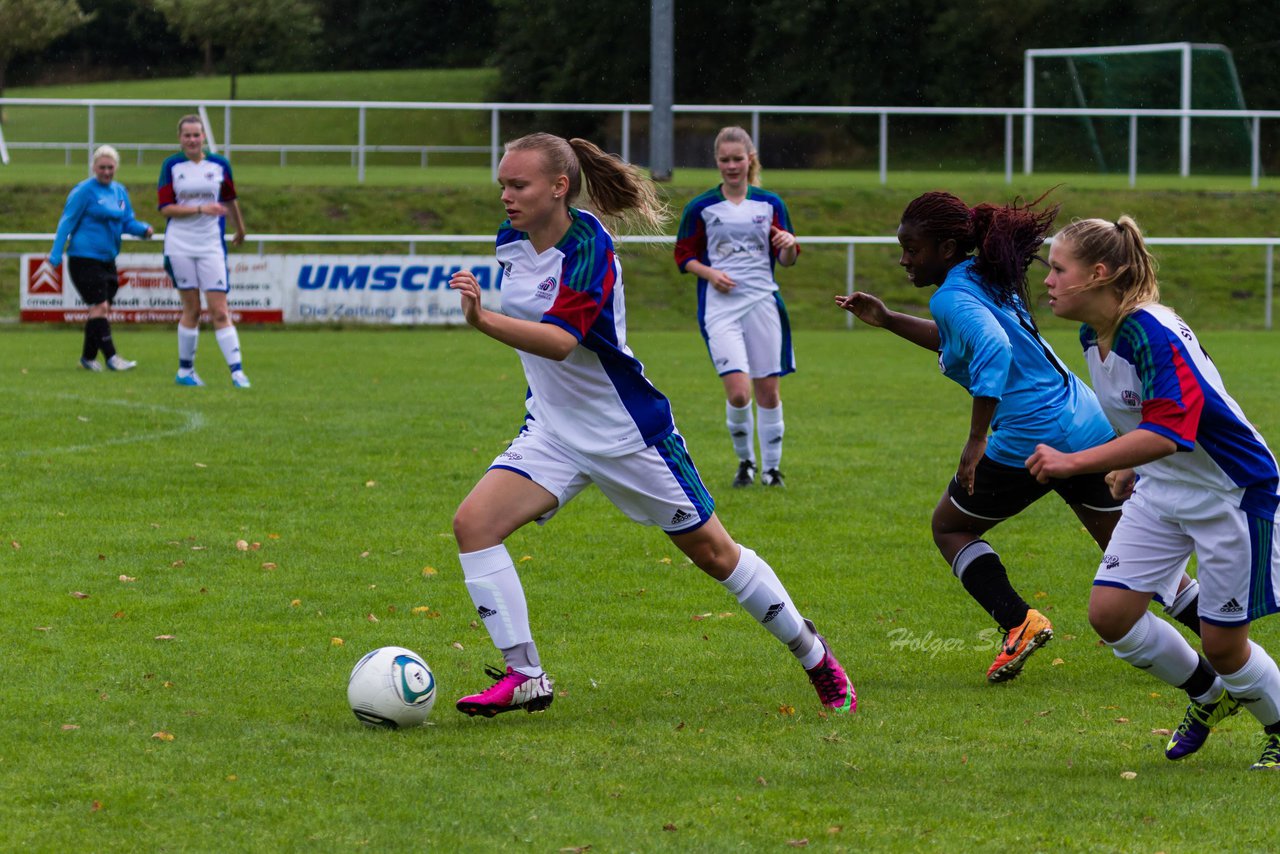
[106,355,137,371]
[231,370,251,389]
[79,357,103,372]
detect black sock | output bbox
[1177,655,1218,699]
[1265,721,1280,736]
[958,552,1029,632]
[82,319,101,361]
[94,317,117,360]
[1170,593,1202,637]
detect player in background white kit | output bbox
[158,114,250,388]
[446,132,854,718]
[675,127,798,488]
[1028,216,1280,770]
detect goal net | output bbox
[1025,43,1252,176]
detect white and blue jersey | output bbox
[495,209,674,458]
[157,152,237,258]
[931,259,1116,467]
[1084,305,1280,519]
[49,178,150,266]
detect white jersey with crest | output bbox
[157,152,237,258]
[494,208,674,458]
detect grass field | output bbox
[5,325,1280,851]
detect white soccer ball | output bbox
[347,646,437,729]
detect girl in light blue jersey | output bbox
[836,190,1200,685]
[445,132,853,719]
[45,145,153,371]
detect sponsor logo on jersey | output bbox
[28,258,62,294]
[537,276,557,293]
[1122,390,1141,409]
[752,214,768,225]
[297,264,499,292]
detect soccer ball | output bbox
[347,646,437,729]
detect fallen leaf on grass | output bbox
[1114,717,1130,724]
[226,775,237,782]
[261,562,277,570]
[828,826,843,835]
[756,776,767,786]
[1149,692,1162,699]
[558,847,592,854]
[365,480,377,488]
[61,724,80,731]
[674,721,685,731]
[191,546,206,551]
[250,542,261,550]
[290,599,301,607]
[1151,728,1174,737]
[1051,658,1065,666]
[151,731,175,742]
[422,566,437,576]
[787,841,809,848]
[1033,591,1048,599]
[155,635,176,641]
[35,626,52,632]
[778,704,795,716]
[71,591,90,599]
[366,613,379,623]
[451,642,464,651]
[658,556,672,565]
[331,637,345,647]
[412,607,441,618]
[519,555,533,562]
[268,533,281,540]
[171,560,185,568]
[360,551,370,558]
[1120,771,1137,780]
[10,541,18,550]
[119,575,136,583]
[194,462,207,468]
[691,613,712,621]
[235,540,249,551]
[662,824,677,832]
[77,415,89,422]
[112,611,125,619]
[1038,710,1052,716]
[90,800,102,812]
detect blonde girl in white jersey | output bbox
[445,132,853,719]
[158,114,250,388]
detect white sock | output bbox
[1219,640,1280,727]
[726,402,754,463]
[215,325,243,372]
[757,404,784,472]
[459,544,541,677]
[1108,611,1199,687]
[720,546,821,668]
[177,323,199,371]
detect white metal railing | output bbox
[0,97,1275,187]
[3,232,1276,329]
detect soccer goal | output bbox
[1024,42,1251,177]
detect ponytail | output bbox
[1053,216,1161,339]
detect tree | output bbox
[150,0,321,98]
[0,0,93,106]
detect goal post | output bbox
[1024,42,1248,177]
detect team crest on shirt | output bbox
[536,276,557,297]
[1121,390,1141,409]
[752,214,768,225]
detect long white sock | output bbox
[757,404,784,472]
[177,323,199,371]
[1109,611,1199,687]
[726,401,754,463]
[215,325,243,372]
[459,544,541,676]
[720,546,821,668]
[1219,640,1280,727]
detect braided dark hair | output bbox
[901,189,1059,316]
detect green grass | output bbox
[4,326,1280,850]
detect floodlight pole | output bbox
[650,0,674,181]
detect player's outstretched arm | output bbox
[835,292,941,351]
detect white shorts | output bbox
[1095,481,1280,626]
[165,255,229,292]
[488,419,715,534]
[700,292,795,378]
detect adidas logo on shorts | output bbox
[670,508,695,526]
[1219,598,1245,614]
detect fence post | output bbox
[621,110,631,164]
[1252,116,1261,190]
[491,109,500,183]
[878,113,887,185]
[224,104,232,158]
[357,106,367,183]
[87,104,95,172]
[1004,114,1013,184]
[1128,115,1138,188]
[1267,244,1274,330]
[845,243,856,329]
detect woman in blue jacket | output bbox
[46,145,153,371]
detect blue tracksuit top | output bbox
[49,178,150,266]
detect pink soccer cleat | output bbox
[456,664,554,718]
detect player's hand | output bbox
[143,226,155,239]
[1025,443,1074,484]
[770,226,797,253]
[449,270,483,327]
[230,228,245,247]
[834,292,890,327]
[705,268,736,293]
[202,201,227,217]
[1105,468,1137,501]
[957,435,986,495]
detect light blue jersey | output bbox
[49,177,150,266]
[930,259,1115,467]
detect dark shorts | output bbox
[948,455,1123,521]
[67,257,121,306]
